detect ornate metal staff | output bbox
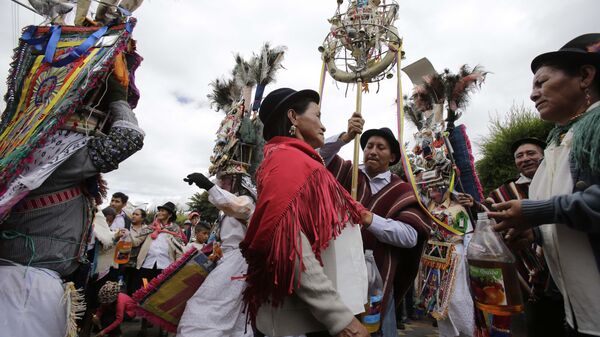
[319,0,402,199]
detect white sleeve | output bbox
[207,185,255,220]
[318,132,346,166]
[366,214,418,248]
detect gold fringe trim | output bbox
[62,282,86,337]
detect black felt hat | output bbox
[531,33,600,73]
[360,127,401,165]
[157,201,177,218]
[258,88,320,126]
[510,137,547,154]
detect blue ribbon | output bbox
[44,25,62,64]
[20,24,112,68]
[252,84,266,111]
[51,25,110,67]
[20,25,49,51]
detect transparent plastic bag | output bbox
[363,249,383,332]
[364,249,383,297]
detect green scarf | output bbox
[547,104,600,176]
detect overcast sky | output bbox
[1,0,598,211]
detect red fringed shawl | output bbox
[240,137,365,320]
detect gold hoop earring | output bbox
[289,125,297,136]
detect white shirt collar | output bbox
[359,164,392,183]
[515,173,532,185]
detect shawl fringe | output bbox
[62,282,86,337]
[242,167,364,322]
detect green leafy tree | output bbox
[476,104,554,195]
[145,210,156,224]
[187,192,220,223]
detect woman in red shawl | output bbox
[240,88,370,337]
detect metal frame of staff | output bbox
[318,0,401,199]
[317,0,475,234]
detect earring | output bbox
[585,87,592,106]
[289,125,297,136]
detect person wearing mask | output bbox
[0,73,144,337]
[178,173,256,337]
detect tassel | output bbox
[62,282,86,337]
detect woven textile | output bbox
[0,21,135,201]
[132,246,217,332]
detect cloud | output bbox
[173,91,194,105]
[0,0,599,209]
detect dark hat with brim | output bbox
[531,33,600,73]
[157,201,177,217]
[259,88,320,126]
[510,137,547,154]
[360,127,401,165]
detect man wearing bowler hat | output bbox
[320,116,430,337]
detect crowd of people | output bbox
[0,31,599,337]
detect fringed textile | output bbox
[132,246,217,332]
[240,137,365,323]
[0,20,136,201]
[62,281,86,337]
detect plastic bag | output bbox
[364,249,383,297]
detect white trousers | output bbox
[0,263,67,337]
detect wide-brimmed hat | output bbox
[360,127,401,165]
[531,33,600,73]
[259,88,320,126]
[157,201,176,217]
[510,137,547,154]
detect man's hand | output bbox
[488,199,531,233]
[336,317,370,337]
[114,228,126,240]
[503,228,534,251]
[184,173,215,190]
[340,112,365,143]
[456,193,475,208]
